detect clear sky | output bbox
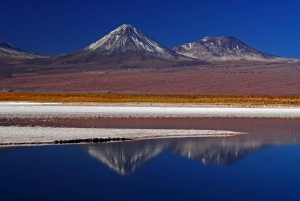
[1,0,300,58]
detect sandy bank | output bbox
[1,102,300,118]
[0,127,245,146]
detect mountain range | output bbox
[1,24,299,93]
[0,24,298,63]
[0,40,43,58]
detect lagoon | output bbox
[0,118,300,200]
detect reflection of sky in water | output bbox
[0,118,300,200]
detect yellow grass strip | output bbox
[0,92,300,105]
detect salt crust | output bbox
[0,127,245,145]
[1,103,300,118]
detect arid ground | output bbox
[1,62,299,94]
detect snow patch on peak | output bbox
[181,42,194,50]
[86,24,136,50]
[203,36,210,42]
[120,24,133,28]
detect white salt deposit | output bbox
[0,127,244,145]
[0,103,300,118]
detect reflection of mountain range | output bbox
[80,140,171,175]
[1,119,299,175]
[171,140,265,165]
[78,118,300,174]
[80,140,265,173]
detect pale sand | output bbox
[0,127,246,146]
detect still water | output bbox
[1,118,300,200]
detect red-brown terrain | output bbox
[0,60,299,95]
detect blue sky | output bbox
[1,0,300,58]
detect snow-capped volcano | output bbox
[78,24,179,60]
[0,40,43,58]
[173,36,296,62]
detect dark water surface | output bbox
[1,118,300,200]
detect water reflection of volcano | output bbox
[79,118,300,174]
[171,139,269,165]
[80,140,171,175]
[80,133,300,173]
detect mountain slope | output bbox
[0,40,43,58]
[173,36,297,62]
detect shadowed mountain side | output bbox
[80,140,171,175]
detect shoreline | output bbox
[1,102,299,146]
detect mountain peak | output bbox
[172,36,284,61]
[82,24,178,59]
[203,36,237,39]
[199,36,248,50]
[119,24,134,28]
[0,40,44,58]
[201,35,244,43]
[110,24,135,33]
[0,40,21,51]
